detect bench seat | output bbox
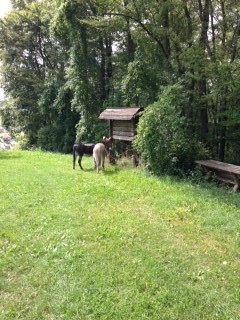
[195,160,240,192]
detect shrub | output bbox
[15,131,28,150]
[170,139,211,176]
[37,126,63,152]
[133,84,210,176]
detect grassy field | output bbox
[0,150,240,320]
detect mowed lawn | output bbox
[0,150,240,320]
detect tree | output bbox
[0,1,57,144]
[1,0,240,165]
[0,0,79,150]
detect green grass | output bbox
[0,150,240,319]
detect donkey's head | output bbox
[101,136,112,152]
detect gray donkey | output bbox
[93,137,112,173]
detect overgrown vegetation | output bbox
[1,150,240,319]
[134,85,211,176]
[0,0,240,166]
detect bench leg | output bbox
[203,167,212,180]
[231,174,239,192]
[233,184,239,192]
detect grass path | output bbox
[0,150,240,319]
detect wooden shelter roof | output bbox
[98,107,142,121]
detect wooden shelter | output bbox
[98,107,142,165]
[98,107,142,141]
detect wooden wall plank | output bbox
[112,134,133,141]
[112,130,135,137]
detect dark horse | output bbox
[73,137,112,170]
[73,143,94,170]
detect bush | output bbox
[133,84,210,176]
[37,126,63,152]
[15,131,28,150]
[170,139,211,176]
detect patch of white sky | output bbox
[0,0,12,17]
[0,0,12,100]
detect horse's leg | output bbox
[73,150,76,169]
[78,156,83,170]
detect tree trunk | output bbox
[198,0,210,141]
[219,125,226,161]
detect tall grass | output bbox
[0,150,240,319]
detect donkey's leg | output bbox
[95,157,99,173]
[96,158,99,173]
[102,157,105,172]
[93,150,99,173]
[93,157,97,170]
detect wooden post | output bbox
[109,138,116,165]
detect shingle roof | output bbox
[98,107,142,121]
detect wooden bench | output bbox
[195,160,240,192]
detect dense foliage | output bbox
[134,85,210,176]
[1,0,240,167]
